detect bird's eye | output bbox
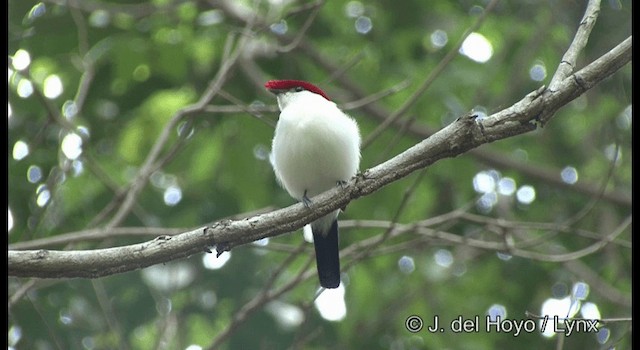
[293,86,304,92]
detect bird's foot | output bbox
[302,190,312,208]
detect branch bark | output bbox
[8,36,631,279]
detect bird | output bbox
[265,79,361,289]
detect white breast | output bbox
[271,91,361,201]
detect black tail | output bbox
[312,220,340,289]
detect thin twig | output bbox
[91,279,129,350]
[104,25,253,228]
[342,167,430,271]
[277,0,324,53]
[361,0,500,149]
[206,254,315,349]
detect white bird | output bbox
[266,79,361,288]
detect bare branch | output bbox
[362,0,500,149]
[91,280,129,350]
[276,0,324,53]
[206,252,315,349]
[285,11,631,208]
[10,206,277,250]
[7,36,631,279]
[548,0,601,91]
[104,27,252,228]
[9,227,183,250]
[564,260,631,308]
[338,215,630,264]
[539,36,631,125]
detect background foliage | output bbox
[8,0,631,349]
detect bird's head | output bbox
[265,80,331,110]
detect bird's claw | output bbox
[302,190,312,208]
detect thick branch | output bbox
[8,37,631,279]
[287,16,631,208]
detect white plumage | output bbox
[271,90,360,209]
[267,80,360,288]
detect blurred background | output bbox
[8,0,631,349]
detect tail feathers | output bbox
[312,220,340,289]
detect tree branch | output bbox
[285,12,631,208]
[362,0,500,149]
[102,28,252,228]
[8,36,631,279]
[548,0,601,91]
